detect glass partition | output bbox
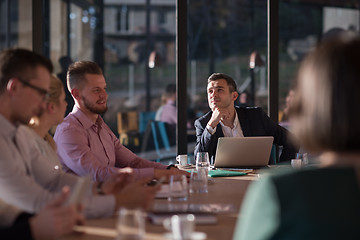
[103,1,177,155]
[278,1,360,130]
[2,0,359,161]
[0,0,32,51]
[188,0,268,114]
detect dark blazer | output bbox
[194,106,298,163]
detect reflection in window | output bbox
[0,0,32,51]
[278,1,360,127]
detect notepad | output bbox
[208,169,247,177]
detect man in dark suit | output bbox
[194,73,298,164]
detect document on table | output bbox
[147,213,218,225]
[151,203,236,214]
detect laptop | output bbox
[214,136,274,168]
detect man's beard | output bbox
[82,96,108,115]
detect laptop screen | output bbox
[214,136,274,168]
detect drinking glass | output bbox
[296,152,309,167]
[189,168,208,194]
[168,175,188,201]
[117,208,145,240]
[196,152,210,169]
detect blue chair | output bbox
[139,112,156,134]
[150,121,176,162]
[270,144,279,164]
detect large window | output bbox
[50,0,101,74]
[0,0,32,50]
[278,1,360,129]
[188,0,268,112]
[1,0,359,159]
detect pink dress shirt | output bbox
[159,100,177,124]
[54,106,167,181]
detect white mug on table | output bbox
[163,214,195,239]
[176,154,188,166]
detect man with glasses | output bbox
[0,49,52,124]
[0,48,83,238]
[16,77,50,101]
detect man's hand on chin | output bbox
[209,107,230,128]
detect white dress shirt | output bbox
[0,114,115,218]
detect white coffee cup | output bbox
[176,154,188,165]
[163,214,195,239]
[291,159,302,169]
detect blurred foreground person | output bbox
[234,35,360,239]
[1,187,83,240]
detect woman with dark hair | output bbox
[233,35,360,239]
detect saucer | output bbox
[163,231,207,240]
[177,164,195,169]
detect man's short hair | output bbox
[164,83,176,98]
[0,48,53,93]
[208,73,237,92]
[67,61,103,91]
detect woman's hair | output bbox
[48,74,64,105]
[290,34,360,152]
[29,75,63,126]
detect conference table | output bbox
[61,171,260,240]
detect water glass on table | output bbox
[116,208,145,240]
[189,168,208,194]
[168,175,188,201]
[195,152,210,169]
[292,152,309,169]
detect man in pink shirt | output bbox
[54,61,183,181]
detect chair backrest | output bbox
[151,121,171,151]
[139,111,156,134]
[270,144,278,164]
[144,120,176,162]
[117,112,138,135]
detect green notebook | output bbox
[208,169,248,177]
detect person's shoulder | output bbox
[194,111,212,129]
[55,114,84,136]
[270,166,355,186]
[236,106,263,113]
[18,125,34,135]
[236,106,265,120]
[195,110,212,122]
[18,125,41,142]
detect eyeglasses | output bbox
[16,78,50,101]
